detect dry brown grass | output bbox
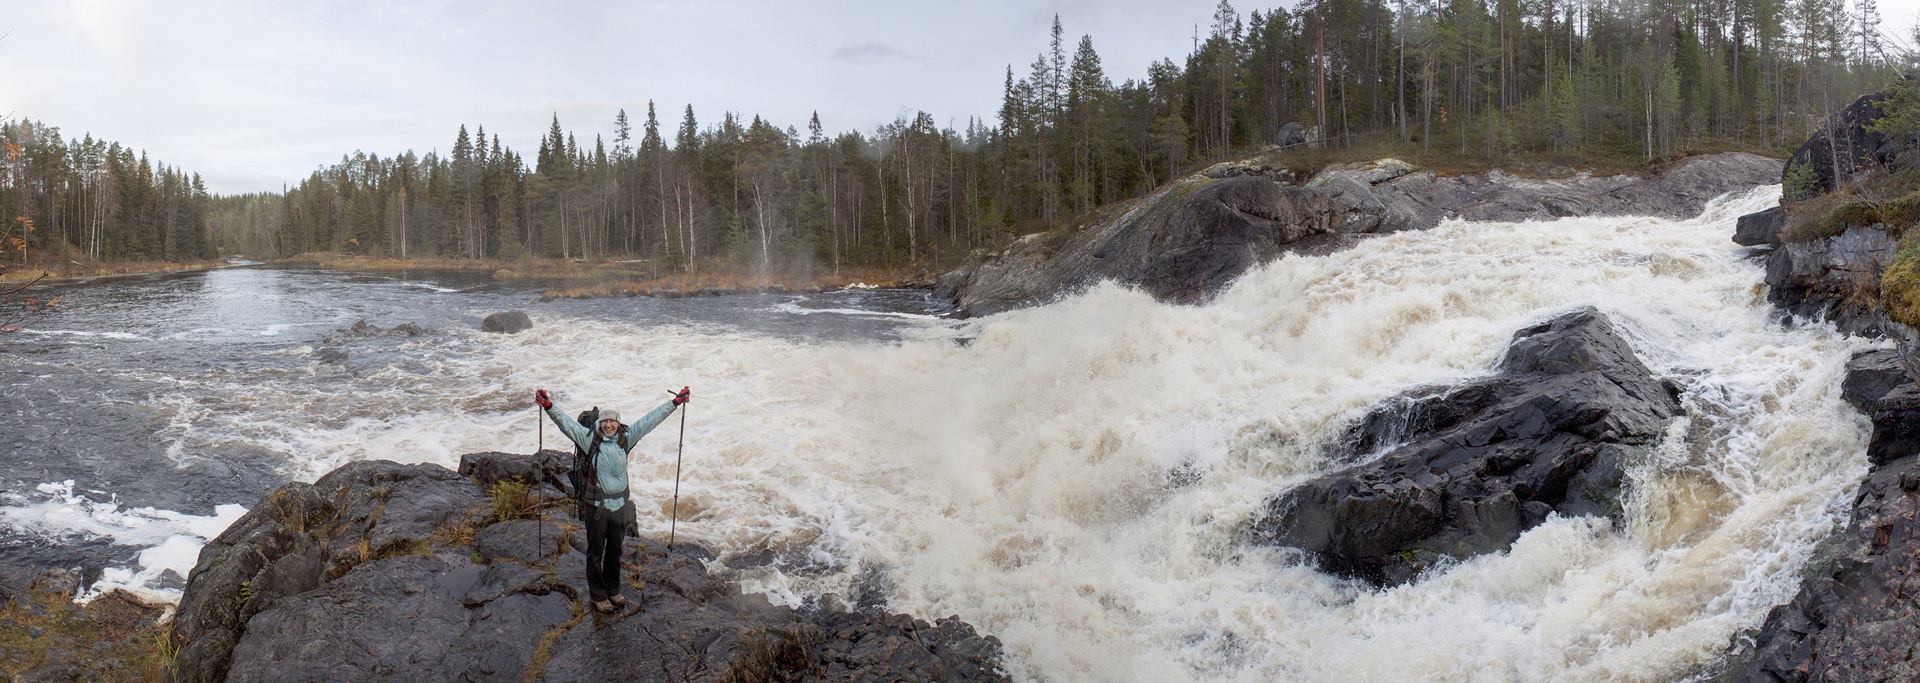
[0,588,173,681]
[1781,168,1920,243]
[0,257,226,282]
[521,602,588,683]
[488,481,540,523]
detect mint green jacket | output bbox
[545,400,678,512]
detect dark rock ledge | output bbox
[171,453,1006,683]
[1249,307,1683,586]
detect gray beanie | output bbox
[598,409,621,423]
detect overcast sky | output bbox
[5,0,1920,195]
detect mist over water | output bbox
[0,185,1873,681]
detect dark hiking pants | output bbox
[585,506,627,602]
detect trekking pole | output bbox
[535,403,544,560]
[668,390,688,551]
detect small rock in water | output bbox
[480,311,533,334]
[155,568,188,591]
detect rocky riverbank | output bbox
[935,151,1781,317]
[168,454,1007,683]
[1712,349,1920,680]
[1712,88,1920,680]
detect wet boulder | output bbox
[1733,206,1786,247]
[937,175,1351,315]
[459,449,572,492]
[171,460,490,683]
[1842,349,1920,468]
[1249,308,1683,586]
[481,310,533,334]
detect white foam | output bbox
[1,481,248,603]
[769,300,948,321]
[21,329,147,341]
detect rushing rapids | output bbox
[0,184,1876,681]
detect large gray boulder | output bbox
[937,175,1349,316]
[1248,308,1683,586]
[173,455,1008,683]
[939,152,1781,317]
[172,461,492,682]
[1275,122,1308,148]
[1734,206,1786,247]
[481,311,533,334]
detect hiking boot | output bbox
[592,599,615,614]
[609,594,628,609]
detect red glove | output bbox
[534,389,552,409]
[673,386,691,405]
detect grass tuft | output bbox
[489,481,540,523]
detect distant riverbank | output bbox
[271,254,935,300]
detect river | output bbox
[0,184,1875,682]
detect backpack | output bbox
[568,407,630,516]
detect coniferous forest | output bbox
[1,0,1906,275]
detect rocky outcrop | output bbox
[939,152,1780,317]
[936,175,1349,316]
[1762,223,1899,337]
[1734,206,1786,247]
[1248,308,1683,585]
[172,455,1006,683]
[1843,349,1920,468]
[1716,352,1920,681]
[1785,90,1901,198]
[481,310,533,334]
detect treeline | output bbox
[1,119,216,264]
[4,0,1904,273]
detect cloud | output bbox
[828,42,914,65]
